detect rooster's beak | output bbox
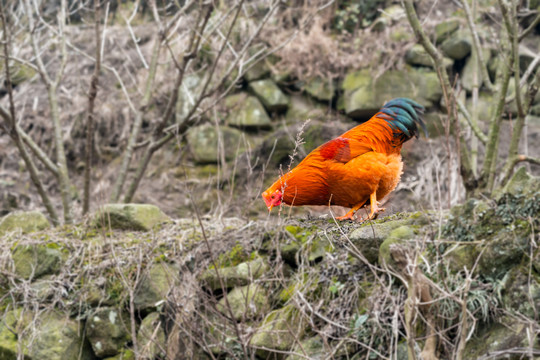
[267,204,274,212]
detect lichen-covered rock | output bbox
[302,77,335,102]
[499,167,540,198]
[86,307,131,357]
[176,74,203,123]
[250,305,307,355]
[137,312,166,359]
[463,317,537,358]
[225,93,272,129]
[371,5,405,32]
[0,62,37,86]
[441,30,472,60]
[3,310,95,360]
[201,258,268,291]
[248,79,289,113]
[502,266,540,319]
[104,349,135,360]
[0,210,50,236]
[405,44,453,70]
[434,19,460,44]
[341,67,442,120]
[186,123,244,163]
[444,244,479,273]
[465,92,494,122]
[286,336,325,360]
[134,262,181,310]
[244,59,271,82]
[12,244,65,280]
[378,226,416,270]
[0,308,31,359]
[217,284,269,320]
[93,204,171,231]
[461,48,491,92]
[285,95,328,123]
[283,225,330,263]
[350,220,416,264]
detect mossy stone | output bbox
[444,244,479,273]
[93,204,171,231]
[499,167,540,198]
[349,220,414,264]
[378,226,415,270]
[137,312,166,359]
[201,258,268,291]
[286,336,325,360]
[248,79,289,113]
[250,305,307,356]
[176,74,203,123]
[463,317,537,358]
[342,68,442,120]
[225,93,272,129]
[502,266,540,319]
[134,262,181,311]
[477,229,529,279]
[302,77,335,102]
[434,19,460,44]
[461,49,491,92]
[86,307,131,357]
[30,311,94,360]
[464,92,494,122]
[0,210,50,236]
[186,124,244,163]
[12,244,65,280]
[244,60,271,82]
[441,30,472,60]
[0,62,37,86]
[104,349,135,360]
[0,308,31,359]
[405,44,453,70]
[217,284,269,321]
[285,95,327,123]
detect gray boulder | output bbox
[187,123,244,163]
[0,210,50,236]
[134,262,181,311]
[341,67,442,120]
[86,307,131,358]
[12,244,64,280]
[225,93,272,129]
[248,79,289,113]
[441,30,472,60]
[93,204,171,231]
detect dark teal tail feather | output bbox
[377,98,427,140]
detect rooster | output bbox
[262,98,426,221]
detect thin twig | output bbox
[83,0,105,215]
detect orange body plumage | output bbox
[262,98,426,221]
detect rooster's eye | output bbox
[271,195,275,199]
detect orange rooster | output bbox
[262,98,426,221]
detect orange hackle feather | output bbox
[262,98,426,221]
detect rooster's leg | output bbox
[360,192,385,222]
[335,201,367,221]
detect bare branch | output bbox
[0,2,59,224]
[109,37,162,202]
[18,126,60,177]
[456,99,487,145]
[519,12,540,41]
[83,0,106,215]
[461,0,494,91]
[403,0,475,193]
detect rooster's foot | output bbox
[335,212,355,221]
